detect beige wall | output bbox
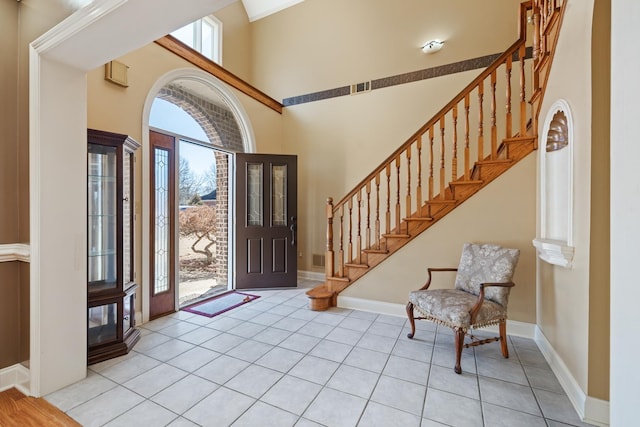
[343,154,537,323]
[0,0,21,369]
[0,0,77,371]
[249,0,524,99]
[536,0,597,397]
[216,1,252,82]
[588,0,610,401]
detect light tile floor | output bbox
[46,282,595,427]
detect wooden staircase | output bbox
[307,0,566,310]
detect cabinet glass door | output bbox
[88,144,118,293]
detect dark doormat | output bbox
[181,290,260,318]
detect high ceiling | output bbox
[241,0,304,22]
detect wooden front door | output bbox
[149,130,176,319]
[235,154,298,289]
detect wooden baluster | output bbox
[366,181,371,252]
[325,197,334,279]
[452,105,458,181]
[347,198,353,269]
[429,127,434,201]
[464,94,470,180]
[491,70,497,159]
[416,135,423,211]
[532,1,539,62]
[375,173,381,250]
[439,117,446,199]
[520,43,527,135]
[478,81,484,162]
[356,189,362,264]
[405,148,412,225]
[506,54,513,139]
[385,164,391,237]
[395,155,401,232]
[338,204,344,277]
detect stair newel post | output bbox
[452,105,458,182]
[416,135,423,213]
[395,155,402,233]
[347,198,353,270]
[428,126,435,202]
[464,94,471,180]
[375,174,381,250]
[338,204,344,277]
[478,81,485,162]
[506,53,513,139]
[365,181,372,256]
[405,147,412,232]
[325,197,334,280]
[356,189,362,265]
[439,117,446,200]
[490,70,498,159]
[519,43,527,137]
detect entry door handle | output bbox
[290,216,297,246]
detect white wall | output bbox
[610,0,640,424]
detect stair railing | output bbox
[325,1,536,281]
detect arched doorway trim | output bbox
[141,68,255,323]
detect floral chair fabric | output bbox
[453,243,520,307]
[406,242,520,374]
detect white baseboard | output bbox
[338,296,539,337]
[337,296,406,317]
[584,396,610,427]
[0,244,31,263]
[0,364,31,395]
[535,328,609,426]
[297,270,325,282]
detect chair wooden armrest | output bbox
[417,267,458,290]
[469,281,515,324]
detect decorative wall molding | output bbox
[0,244,31,263]
[283,47,533,106]
[0,364,31,396]
[535,328,609,426]
[533,238,575,268]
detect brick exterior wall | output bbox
[157,84,244,286]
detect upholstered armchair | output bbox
[406,243,520,374]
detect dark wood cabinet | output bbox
[87,129,140,364]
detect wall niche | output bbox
[533,99,575,267]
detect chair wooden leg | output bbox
[454,328,464,374]
[500,319,509,358]
[406,302,416,339]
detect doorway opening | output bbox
[149,81,242,312]
[177,139,229,306]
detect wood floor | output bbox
[0,388,80,426]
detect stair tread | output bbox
[363,249,389,254]
[404,217,434,221]
[327,276,350,282]
[450,180,483,186]
[476,158,512,165]
[503,135,536,143]
[425,199,456,205]
[345,263,369,269]
[382,233,410,238]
